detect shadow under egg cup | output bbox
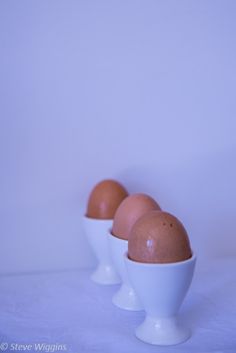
[108,232,143,311]
[82,216,121,285]
[124,253,196,345]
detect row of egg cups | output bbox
[83,216,196,346]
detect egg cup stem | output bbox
[83,217,120,285]
[108,233,143,310]
[112,283,143,311]
[91,263,121,285]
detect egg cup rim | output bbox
[83,214,113,222]
[124,251,196,267]
[108,229,129,241]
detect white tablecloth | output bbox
[0,258,235,353]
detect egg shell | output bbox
[128,210,192,264]
[86,179,128,219]
[112,193,161,240]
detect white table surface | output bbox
[0,257,235,353]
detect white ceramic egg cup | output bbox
[83,216,120,285]
[108,232,143,311]
[125,253,196,345]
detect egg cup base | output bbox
[135,315,190,346]
[112,283,143,311]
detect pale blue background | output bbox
[0,0,236,273]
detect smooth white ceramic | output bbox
[108,232,143,311]
[82,216,120,285]
[125,253,196,345]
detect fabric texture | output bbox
[0,258,235,353]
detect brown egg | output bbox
[128,210,192,263]
[112,194,161,240]
[86,179,128,219]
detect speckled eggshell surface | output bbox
[112,193,161,240]
[128,210,192,263]
[86,179,128,219]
